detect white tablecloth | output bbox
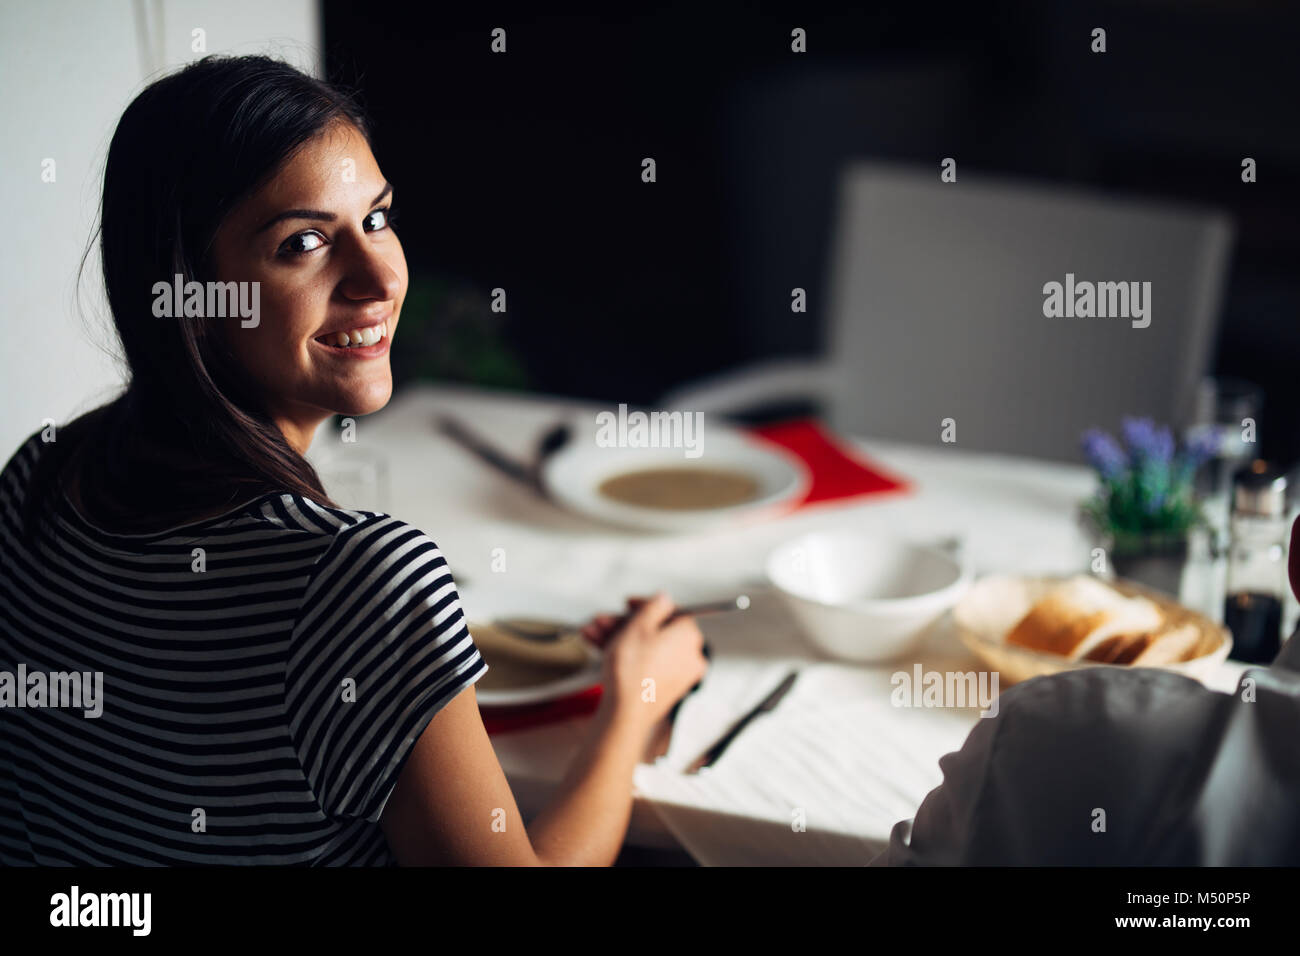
[307,383,1251,865]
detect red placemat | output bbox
[749,417,910,507]
[482,685,603,735]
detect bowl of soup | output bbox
[541,424,811,532]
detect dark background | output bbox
[323,0,1300,465]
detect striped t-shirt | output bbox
[0,432,486,865]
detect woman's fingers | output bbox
[583,594,676,648]
[628,592,676,630]
[581,613,622,647]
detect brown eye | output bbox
[364,208,391,232]
[280,230,325,256]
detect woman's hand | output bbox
[583,593,709,733]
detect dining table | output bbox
[306,381,1268,866]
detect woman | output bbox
[0,55,708,865]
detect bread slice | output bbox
[1129,624,1201,667]
[1005,576,1164,660]
[1109,632,1154,665]
[1082,631,1148,664]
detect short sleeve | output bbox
[286,514,487,822]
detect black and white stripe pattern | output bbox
[0,433,485,865]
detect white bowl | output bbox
[765,532,972,662]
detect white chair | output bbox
[664,163,1234,462]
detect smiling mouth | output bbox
[314,321,388,350]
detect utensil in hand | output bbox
[495,594,750,644]
[683,669,799,775]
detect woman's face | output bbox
[209,120,406,453]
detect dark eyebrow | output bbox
[255,183,394,235]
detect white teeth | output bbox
[323,324,386,348]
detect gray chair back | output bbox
[823,164,1233,461]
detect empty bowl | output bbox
[765,531,972,662]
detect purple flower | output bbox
[1173,425,1222,484]
[1183,426,1222,469]
[1153,427,1175,464]
[1121,417,1173,465]
[1120,417,1155,451]
[1082,428,1127,480]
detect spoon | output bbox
[495,594,750,643]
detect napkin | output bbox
[749,418,910,508]
[632,659,979,865]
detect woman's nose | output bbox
[338,240,403,303]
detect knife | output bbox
[435,414,570,494]
[683,669,799,774]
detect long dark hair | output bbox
[26,55,372,538]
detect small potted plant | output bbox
[1080,418,1220,596]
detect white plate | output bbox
[458,584,604,707]
[540,420,811,532]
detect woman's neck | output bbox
[269,403,333,457]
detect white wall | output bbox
[0,0,320,460]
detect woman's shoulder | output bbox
[0,430,47,498]
[261,494,435,545]
[285,499,469,674]
[270,496,455,586]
